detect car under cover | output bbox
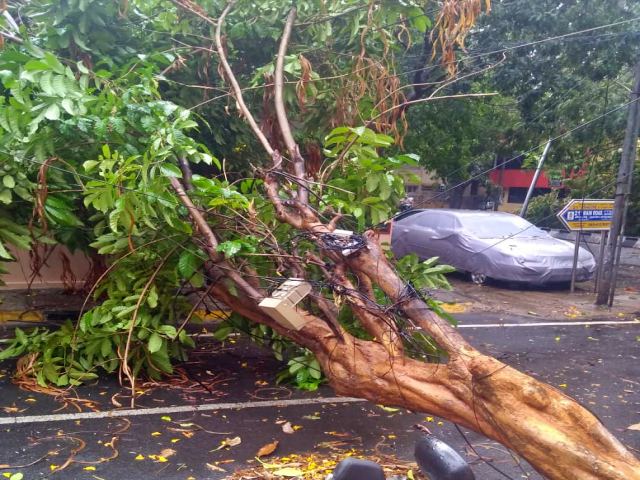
[391,209,597,284]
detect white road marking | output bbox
[0,321,636,425]
[183,319,637,339]
[456,320,640,328]
[0,396,366,426]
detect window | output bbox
[406,185,418,193]
[507,187,527,203]
[508,187,552,204]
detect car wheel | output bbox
[470,272,487,285]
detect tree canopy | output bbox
[1,1,639,478]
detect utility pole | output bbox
[520,139,552,217]
[596,60,640,305]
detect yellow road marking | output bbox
[0,310,45,322]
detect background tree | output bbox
[470,0,640,230]
[0,1,639,478]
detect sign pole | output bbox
[570,232,581,293]
[557,199,614,292]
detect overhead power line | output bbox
[404,96,639,213]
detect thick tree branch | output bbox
[170,177,220,257]
[0,30,22,44]
[214,2,275,156]
[274,7,309,204]
[347,231,472,356]
[177,156,193,191]
[274,8,298,160]
[332,263,403,355]
[169,177,263,301]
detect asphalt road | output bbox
[0,315,639,480]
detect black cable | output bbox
[474,175,620,256]
[376,95,638,230]
[454,424,516,480]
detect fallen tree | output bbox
[164,4,640,479]
[0,1,638,478]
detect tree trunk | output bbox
[447,181,467,208]
[315,334,640,480]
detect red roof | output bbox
[489,169,552,189]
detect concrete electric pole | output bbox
[596,61,640,306]
[520,139,552,218]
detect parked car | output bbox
[391,209,597,285]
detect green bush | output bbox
[525,192,565,229]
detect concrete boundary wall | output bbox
[543,228,640,249]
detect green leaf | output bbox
[147,285,158,308]
[190,271,204,288]
[52,75,67,96]
[44,51,65,74]
[39,71,55,95]
[44,104,60,121]
[216,240,242,258]
[61,98,75,115]
[409,7,431,33]
[76,60,89,74]
[0,189,12,204]
[178,250,199,278]
[0,241,13,260]
[100,338,112,357]
[179,329,196,348]
[2,175,15,189]
[379,177,391,200]
[308,359,322,379]
[83,160,99,172]
[159,163,183,178]
[213,325,233,341]
[148,332,162,353]
[365,174,380,193]
[158,325,177,338]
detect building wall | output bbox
[398,166,445,207]
[1,246,91,290]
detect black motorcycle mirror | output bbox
[330,426,474,480]
[414,426,475,480]
[331,458,385,480]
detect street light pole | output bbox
[596,60,640,305]
[520,139,552,218]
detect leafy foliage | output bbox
[323,126,413,228]
[395,254,455,291]
[524,191,565,230]
[0,0,458,389]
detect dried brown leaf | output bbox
[282,421,294,434]
[206,462,226,472]
[256,440,279,458]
